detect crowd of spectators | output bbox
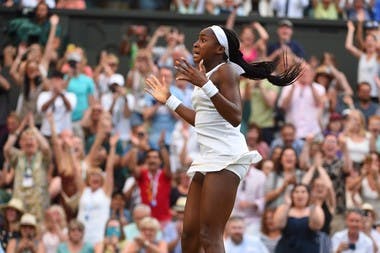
[2,0,380,21]
[1,1,380,253]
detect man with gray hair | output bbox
[123,203,152,240]
[331,208,373,253]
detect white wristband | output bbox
[165,95,182,111]
[201,80,219,98]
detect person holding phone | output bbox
[331,208,374,253]
[6,213,45,253]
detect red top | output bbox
[137,168,172,222]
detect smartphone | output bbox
[348,243,356,250]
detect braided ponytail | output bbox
[221,27,302,87]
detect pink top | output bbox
[56,0,86,9]
[278,82,326,139]
[242,47,258,63]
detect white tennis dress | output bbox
[187,63,262,180]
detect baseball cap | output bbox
[278,19,293,28]
[67,52,82,62]
[108,73,125,87]
[329,112,343,121]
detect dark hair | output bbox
[247,122,264,143]
[103,218,126,241]
[290,183,310,207]
[34,1,50,18]
[111,191,124,199]
[49,70,64,79]
[145,149,163,162]
[357,81,371,90]
[260,208,277,235]
[221,26,302,86]
[274,147,298,174]
[23,60,42,101]
[281,122,296,132]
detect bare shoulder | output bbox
[211,63,239,86]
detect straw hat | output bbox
[20,213,37,227]
[1,198,24,214]
[173,197,187,212]
[362,203,376,215]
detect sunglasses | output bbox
[137,132,146,138]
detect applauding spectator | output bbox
[3,114,51,222]
[37,70,77,137]
[273,184,324,253]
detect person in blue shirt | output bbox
[267,19,306,59]
[66,52,95,123]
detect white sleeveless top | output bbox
[187,63,262,178]
[361,177,380,212]
[358,53,379,97]
[345,135,370,163]
[77,187,110,245]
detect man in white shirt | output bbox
[361,203,380,253]
[37,71,77,137]
[224,216,269,253]
[332,208,374,253]
[271,0,309,18]
[100,73,135,146]
[231,165,266,235]
[278,63,326,139]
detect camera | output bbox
[363,210,371,217]
[109,84,117,93]
[68,60,77,69]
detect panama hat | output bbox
[1,198,24,214]
[20,213,37,227]
[361,203,376,216]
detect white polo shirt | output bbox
[37,91,77,136]
[331,229,373,253]
[224,235,269,253]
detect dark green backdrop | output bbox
[0,8,358,89]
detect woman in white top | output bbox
[361,153,380,212]
[146,25,301,253]
[77,132,118,245]
[340,109,372,167]
[345,20,380,99]
[348,152,380,211]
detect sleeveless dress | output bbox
[187,63,262,180]
[77,187,110,245]
[275,217,319,253]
